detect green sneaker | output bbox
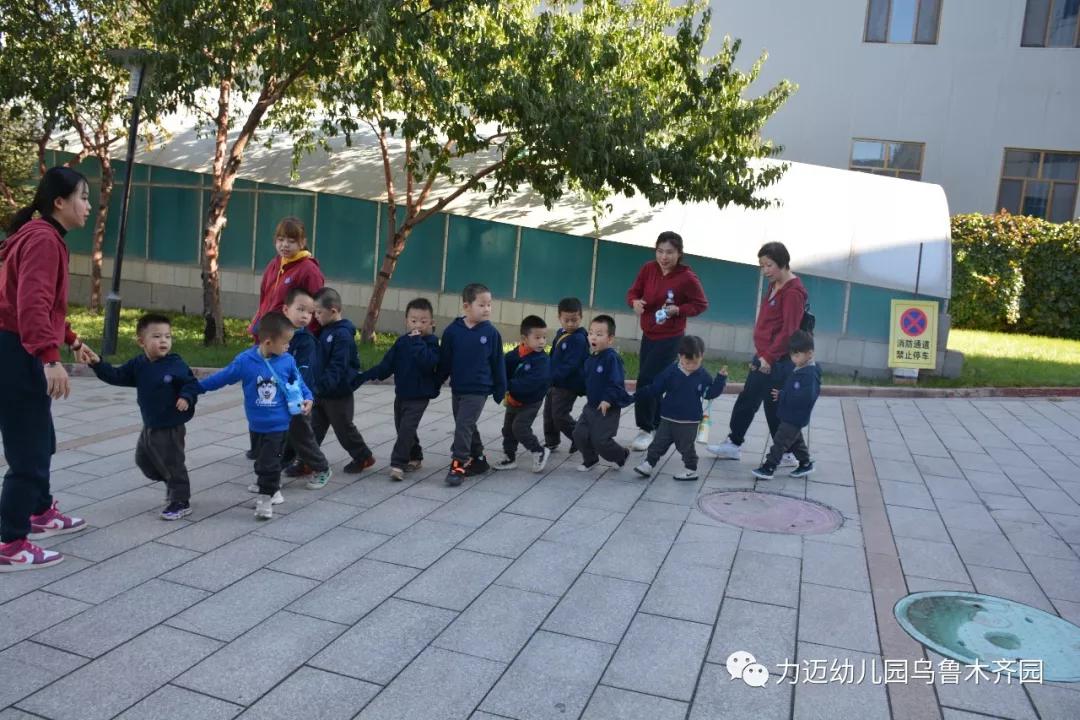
[306,468,332,490]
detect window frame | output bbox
[864,0,943,44]
[996,147,1080,221]
[1021,0,1080,48]
[849,138,926,181]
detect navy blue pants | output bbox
[634,334,682,433]
[0,331,55,542]
[727,356,793,446]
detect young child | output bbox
[86,314,199,520]
[437,283,507,486]
[753,330,820,480]
[198,311,313,520]
[632,335,727,481]
[356,297,440,481]
[543,297,587,453]
[494,315,552,473]
[574,315,634,471]
[312,287,374,474]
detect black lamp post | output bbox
[101,49,150,356]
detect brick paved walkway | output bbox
[1,380,1079,719]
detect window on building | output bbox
[865,0,942,43]
[850,139,925,180]
[1022,0,1080,47]
[997,149,1080,222]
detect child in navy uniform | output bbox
[437,283,507,486]
[87,314,199,520]
[494,315,552,473]
[753,330,820,480]
[357,297,440,481]
[312,287,374,474]
[633,335,727,481]
[543,297,587,453]
[574,315,634,471]
[198,311,313,520]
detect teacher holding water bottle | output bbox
[625,231,709,451]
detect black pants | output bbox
[451,393,486,462]
[253,431,287,495]
[727,356,792,446]
[283,414,330,472]
[542,387,578,448]
[313,395,372,462]
[573,405,627,467]
[766,422,810,467]
[135,425,191,503]
[645,420,699,470]
[392,397,429,468]
[635,335,682,433]
[502,401,543,459]
[0,331,55,542]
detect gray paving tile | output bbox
[252,499,362,544]
[798,584,879,654]
[267,526,388,580]
[967,565,1056,613]
[923,474,980,503]
[936,499,1001,533]
[365,519,473,569]
[542,572,647,644]
[639,560,727,625]
[1027,683,1080,720]
[895,537,970,584]
[19,626,221,720]
[580,685,687,720]
[61,486,163,528]
[458,512,552,558]
[602,613,711,702]
[114,685,242,720]
[162,534,297,591]
[952,529,1027,572]
[157,507,261,552]
[0,641,88,709]
[45,541,199,604]
[540,506,624,552]
[51,512,192,562]
[310,598,456,684]
[792,642,890,720]
[574,478,647,513]
[396,548,510,610]
[236,666,379,720]
[964,470,1022,497]
[495,539,597,597]
[690,661,792,720]
[357,647,505,720]
[707,597,797,667]
[0,591,92,651]
[586,523,675,584]
[726,550,802,608]
[324,475,413,508]
[886,504,951,542]
[344,494,443,535]
[880,479,936,510]
[175,611,343,705]
[427,489,513,527]
[664,522,740,569]
[1024,554,1080,602]
[505,483,586,520]
[739,529,804,558]
[801,540,870,592]
[928,650,1038,719]
[287,559,419,625]
[480,631,613,720]
[434,584,557,662]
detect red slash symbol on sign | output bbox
[901,308,928,337]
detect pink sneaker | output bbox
[0,539,63,572]
[28,501,87,539]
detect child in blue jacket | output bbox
[574,315,635,471]
[87,313,199,520]
[198,311,312,520]
[494,315,552,473]
[633,335,727,481]
[543,297,588,453]
[754,330,820,480]
[357,297,440,481]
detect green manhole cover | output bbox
[894,591,1080,682]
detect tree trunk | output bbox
[88,156,113,312]
[201,191,228,345]
[361,226,412,342]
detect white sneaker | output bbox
[389,467,405,482]
[706,438,741,460]
[674,467,699,481]
[532,448,551,473]
[247,483,259,493]
[633,460,654,478]
[254,495,274,520]
[577,461,598,472]
[493,456,518,471]
[248,484,283,504]
[631,431,654,451]
[780,453,798,467]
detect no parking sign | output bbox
[888,299,938,369]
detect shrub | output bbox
[1018,222,1080,339]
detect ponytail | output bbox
[5,206,37,235]
[5,166,88,235]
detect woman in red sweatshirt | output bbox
[708,241,808,463]
[625,231,709,450]
[0,167,94,571]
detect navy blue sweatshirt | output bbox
[288,327,320,390]
[359,332,441,399]
[583,348,635,409]
[91,353,198,429]
[505,346,551,405]
[549,327,588,395]
[777,362,822,428]
[437,317,507,401]
[634,362,727,423]
[315,318,361,398]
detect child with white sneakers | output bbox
[494,315,552,473]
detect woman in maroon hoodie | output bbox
[0,167,95,571]
[625,231,709,451]
[708,242,807,463]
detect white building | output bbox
[709,0,1080,221]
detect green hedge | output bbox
[951,212,1080,339]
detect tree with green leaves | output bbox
[317,0,793,341]
[0,104,39,230]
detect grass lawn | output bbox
[63,306,1080,388]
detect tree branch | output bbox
[415,138,454,210]
[414,157,509,226]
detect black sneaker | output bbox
[616,447,630,468]
[789,462,815,478]
[245,449,257,460]
[446,459,468,487]
[568,443,577,454]
[344,456,376,474]
[752,464,776,480]
[283,462,312,478]
[160,501,192,521]
[466,455,491,476]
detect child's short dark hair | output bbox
[557,297,583,315]
[520,315,546,336]
[590,315,616,336]
[788,330,814,354]
[136,313,171,336]
[258,311,295,341]
[314,287,343,311]
[462,283,490,304]
[405,297,433,316]
[758,242,791,270]
[284,286,313,306]
[678,335,706,358]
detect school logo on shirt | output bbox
[561,342,567,350]
[480,336,488,344]
[794,381,801,390]
[163,375,173,383]
[326,335,333,343]
[697,384,702,392]
[256,376,278,407]
[524,363,531,371]
[596,365,604,373]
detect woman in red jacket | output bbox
[625,231,709,451]
[708,242,807,463]
[0,167,94,571]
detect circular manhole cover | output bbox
[696,491,843,535]
[894,591,1080,682]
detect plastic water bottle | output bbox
[654,289,675,324]
[697,399,712,444]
